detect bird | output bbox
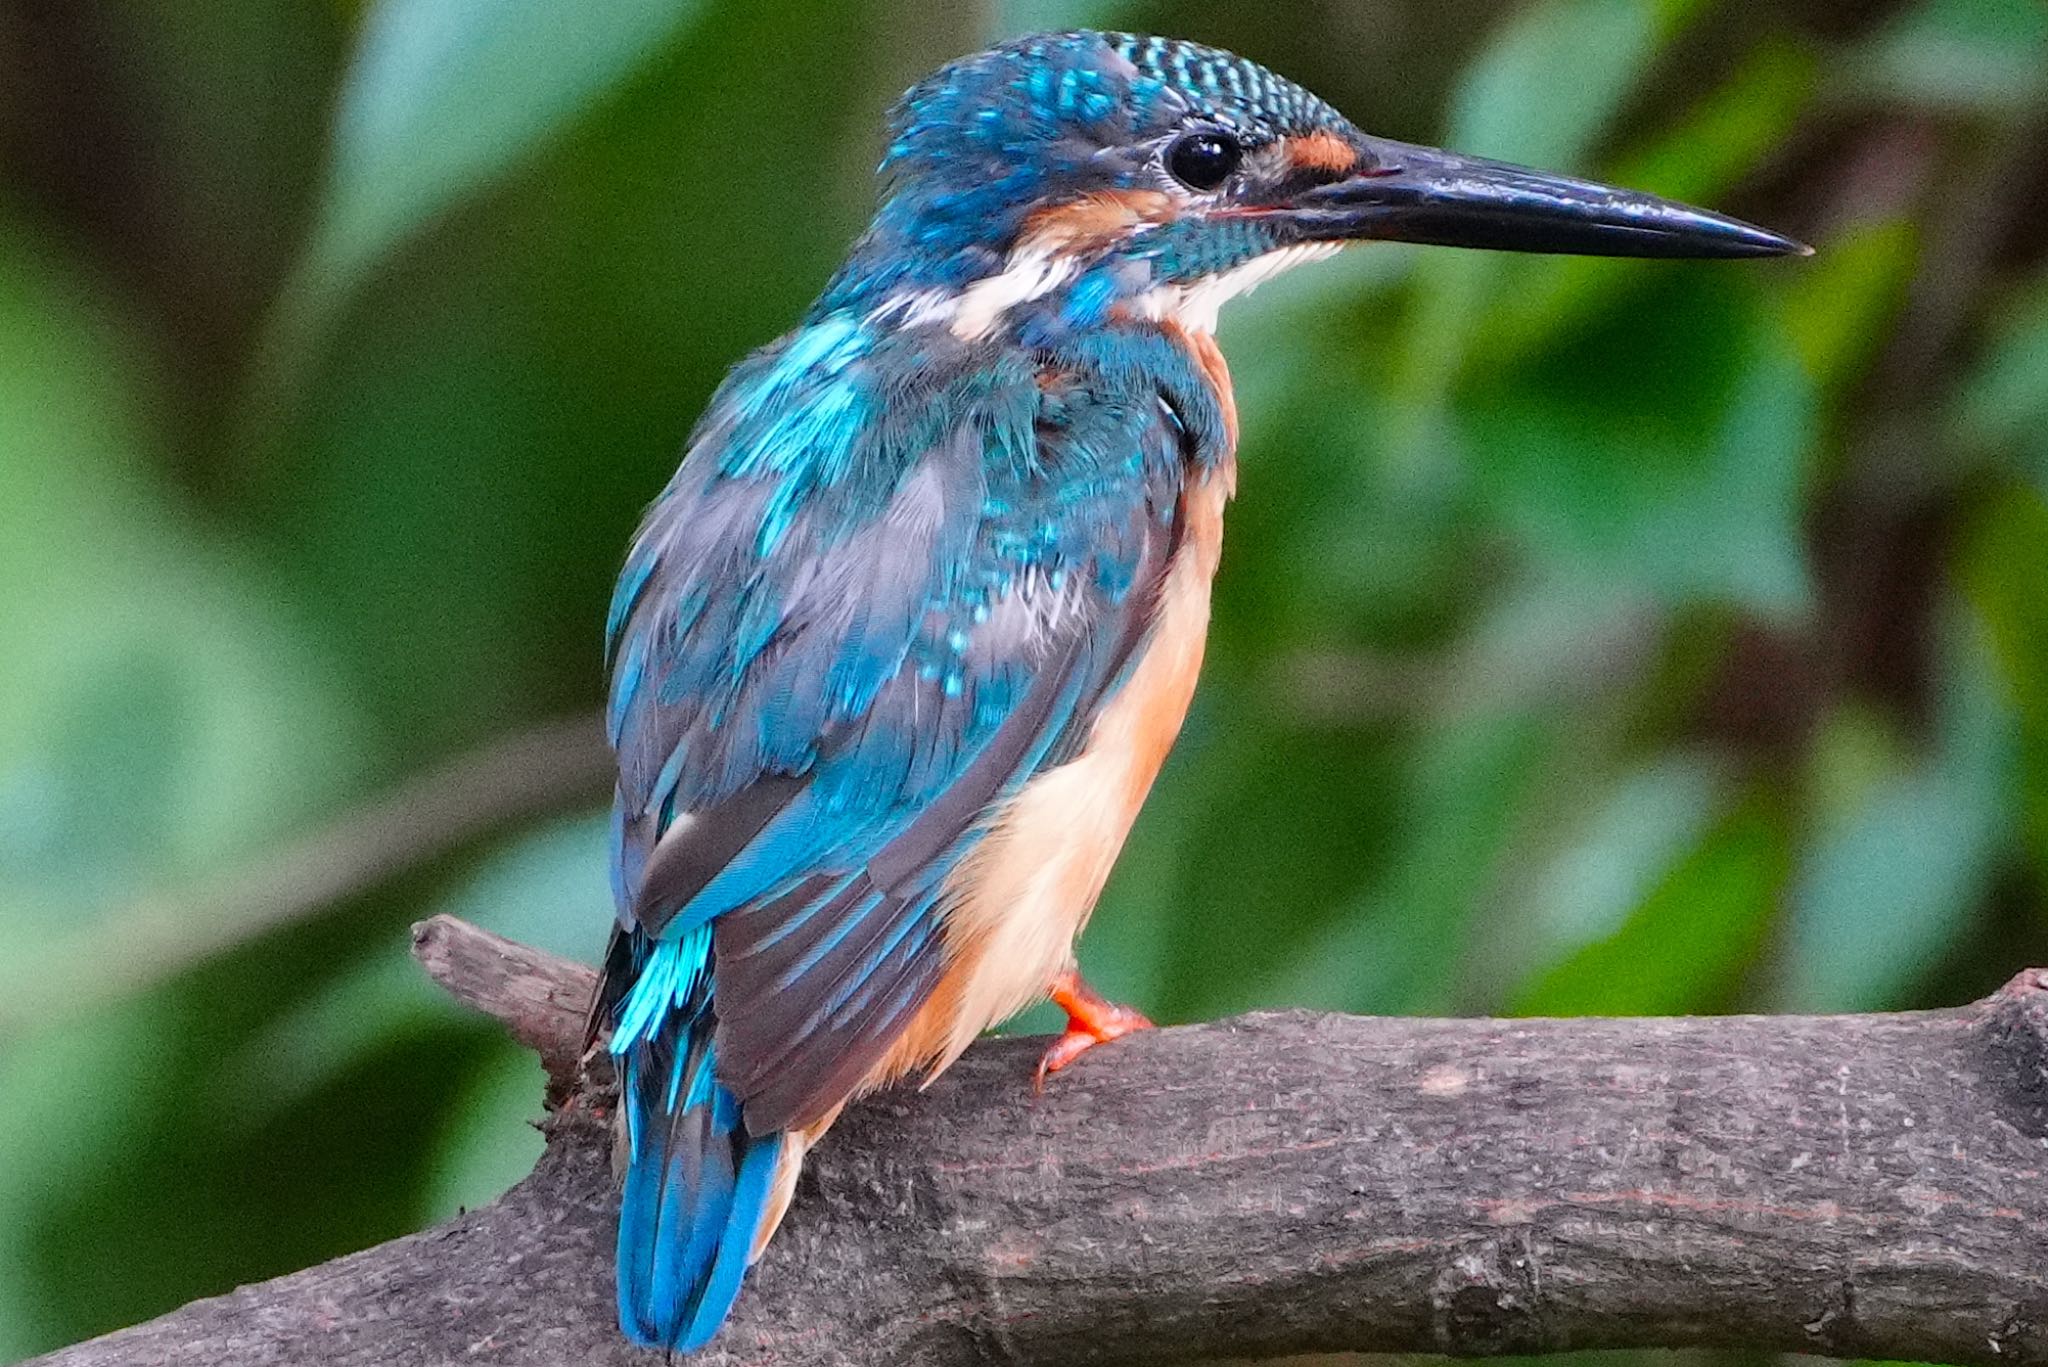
[591,28,1805,1353]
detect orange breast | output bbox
[864,329,1240,1090]
[757,467,1232,1257]
[747,311,1246,1266]
[878,483,1233,1091]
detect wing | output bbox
[600,324,1196,1135]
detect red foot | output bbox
[1034,969,1154,1090]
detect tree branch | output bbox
[32,916,2048,1367]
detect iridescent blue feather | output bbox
[594,29,1262,1355]
[596,302,1227,1350]
[592,17,1802,1354]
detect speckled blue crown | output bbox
[823,30,1347,308]
[1104,31,1341,137]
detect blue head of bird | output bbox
[816,30,1803,345]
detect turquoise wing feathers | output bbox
[593,313,1224,1351]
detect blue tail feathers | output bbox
[610,932,785,1353]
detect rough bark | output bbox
[30,916,2048,1367]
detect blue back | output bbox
[598,310,1229,1348]
[595,28,1274,1353]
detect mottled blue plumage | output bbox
[603,315,1225,1074]
[598,266,1228,1349]
[592,26,1803,1355]
[818,31,1336,314]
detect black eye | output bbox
[1165,131,1242,192]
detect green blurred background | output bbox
[2,0,2045,1358]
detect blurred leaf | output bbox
[1956,274,2048,491]
[996,0,1125,36]
[1781,612,2017,1010]
[0,221,363,1020]
[1445,577,1663,715]
[431,809,612,964]
[1806,701,1916,820]
[1275,709,1554,1016]
[1514,790,1785,1016]
[1960,486,2048,726]
[1391,0,1710,476]
[1958,486,2048,880]
[1520,753,1724,952]
[1609,39,1818,204]
[314,0,707,292]
[191,810,606,1149]
[116,0,342,306]
[1849,0,2048,113]
[1446,0,1664,168]
[221,947,451,1114]
[1223,243,1416,421]
[421,1041,546,1221]
[245,0,712,421]
[1780,217,1918,393]
[1464,275,1815,617]
[1139,702,1411,1017]
[0,995,193,1359]
[1783,768,1994,1008]
[252,0,917,750]
[1478,38,1821,367]
[1219,328,1446,645]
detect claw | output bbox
[1033,968,1154,1090]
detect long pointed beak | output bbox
[1287,137,1808,259]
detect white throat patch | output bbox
[868,244,1081,343]
[867,239,1342,342]
[1134,242,1341,335]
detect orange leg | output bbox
[1035,968,1155,1089]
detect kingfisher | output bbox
[592,29,1803,1353]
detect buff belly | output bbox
[889,464,1229,1082]
[746,421,1234,1256]
[743,466,1229,1257]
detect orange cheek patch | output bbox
[1285,130,1358,173]
[1023,189,1178,251]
